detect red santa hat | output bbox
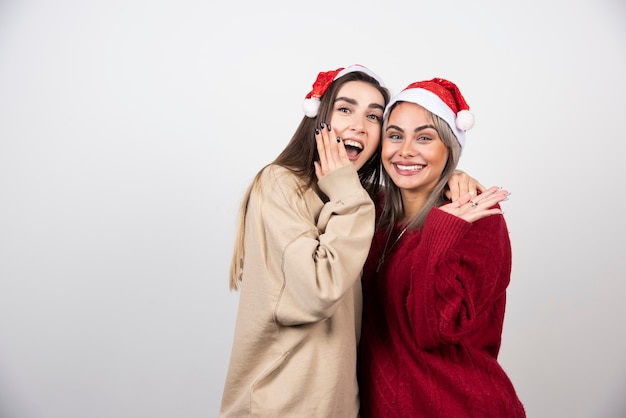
[385,78,474,148]
[302,64,385,118]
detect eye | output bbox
[387,132,402,142]
[367,113,382,123]
[337,106,351,114]
[416,135,432,142]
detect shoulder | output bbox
[259,164,289,179]
[253,165,310,204]
[258,164,302,188]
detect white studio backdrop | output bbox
[0,0,625,417]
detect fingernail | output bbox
[336,137,341,143]
[315,128,320,135]
[320,122,325,129]
[327,124,331,131]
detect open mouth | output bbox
[343,139,363,159]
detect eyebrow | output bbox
[335,96,385,112]
[386,124,437,133]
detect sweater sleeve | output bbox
[408,206,512,349]
[258,164,375,326]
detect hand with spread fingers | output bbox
[314,122,351,180]
[439,185,509,223]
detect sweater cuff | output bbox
[317,164,364,201]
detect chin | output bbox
[351,158,364,171]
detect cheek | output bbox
[426,149,449,175]
[432,147,449,166]
[361,133,381,158]
[381,141,395,160]
[381,155,395,176]
[367,127,381,147]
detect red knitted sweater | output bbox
[358,206,526,417]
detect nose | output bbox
[398,140,414,157]
[348,114,366,134]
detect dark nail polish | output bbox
[336,137,341,143]
[315,128,320,135]
[320,122,325,129]
[327,124,331,131]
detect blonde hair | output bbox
[228,177,258,290]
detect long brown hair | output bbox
[228,71,390,290]
[378,104,462,232]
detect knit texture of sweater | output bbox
[358,206,526,418]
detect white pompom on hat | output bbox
[302,64,385,118]
[385,78,474,149]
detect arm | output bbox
[259,165,374,326]
[407,204,512,349]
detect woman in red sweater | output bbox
[358,78,526,417]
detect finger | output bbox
[472,187,509,208]
[455,192,473,206]
[439,198,463,214]
[315,128,329,174]
[325,124,346,168]
[468,178,487,197]
[458,179,472,199]
[323,124,351,170]
[463,207,504,223]
[463,177,484,199]
[447,170,474,201]
[318,122,338,173]
[447,180,461,202]
[334,135,351,166]
[320,123,336,171]
[326,131,340,167]
[474,185,500,200]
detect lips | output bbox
[343,139,364,160]
[394,163,425,171]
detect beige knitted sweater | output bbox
[220,163,374,417]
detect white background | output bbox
[1,0,625,417]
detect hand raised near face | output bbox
[314,122,351,181]
[439,185,509,223]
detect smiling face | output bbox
[382,102,449,200]
[328,80,385,171]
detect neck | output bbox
[400,190,429,224]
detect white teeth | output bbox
[396,164,424,171]
[343,140,363,150]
